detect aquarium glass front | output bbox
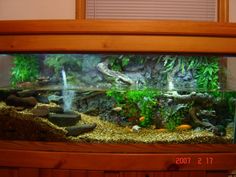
[0,54,235,144]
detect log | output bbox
[97,61,134,85]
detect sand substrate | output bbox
[0,102,233,144]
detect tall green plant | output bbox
[107,89,159,127]
[11,54,39,86]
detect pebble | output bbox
[131,125,141,132]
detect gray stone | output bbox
[48,113,81,127]
[65,123,97,136]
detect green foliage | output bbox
[158,104,187,131]
[162,55,220,90]
[107,89,160,127]
[108,55,130,71]
[108,55,145,72]
[44,54,81,75]
[11,54,39,86]
[196,57,219,90]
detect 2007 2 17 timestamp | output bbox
[175,157,214,165]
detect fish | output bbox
[112,107,122,112]
[176,124,192,131]
[139,116,145,122]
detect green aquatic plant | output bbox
[158,104,188,131]
[107,89,159,127]
[11,54,39,86]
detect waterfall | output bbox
[168,80,174,90]
[61,68,75,112]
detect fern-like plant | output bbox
[11,54,39,86]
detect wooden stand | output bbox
[0,141,235,177]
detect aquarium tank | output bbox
[0,54,235,144]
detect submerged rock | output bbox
[17,90,37,97]
[131,125,141,132]
[48,113,81,127]
[6,95,37,108]
[35,95,49,104]
[65,123,97,136]
[212,125,226,136]
[31,107,49,117]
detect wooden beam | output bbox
[218,0,229,23]
[0,20,236,37]
[1,34,236,54]
[75,0,86,19]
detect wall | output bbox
[0,0,75,20]
[227,0,236,90]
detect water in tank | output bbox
[0,54,235,144]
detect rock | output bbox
[6,95,37,108]
[17,90,37,97]
[131,125,141,132]
[48,94,63,103]
[48,113,81,127]
[212,125,226,136]
[65,123,97,136]
[16,82,34,88]
[48,106,64,114]
[31,107,49,117]
[36,95,49,104]
[15,107,25,111]
[0,90,18,101]
[227,122,234,129]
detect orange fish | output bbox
[139,116,145,122]
[176,124,192,131]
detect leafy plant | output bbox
[196,57,219,90]
[44,54,82,75]
[161,55,220,90]
[107,89,160,127]
[11,54,39,86]
[158,104,187,131]
[108,55,131,71]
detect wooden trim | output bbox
[0,149,235,171]
[1,34,236,54]
[0,20,236,37]
[76,0,86,19]
[218,0,229,23]
[0,141,236,153]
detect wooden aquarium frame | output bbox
[0,17,236,176]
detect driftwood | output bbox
[165,91,218,132]
[164,91,213,104]
[189,107,215,129]
[97,60,134,85]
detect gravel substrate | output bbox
[0,102,233,144]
